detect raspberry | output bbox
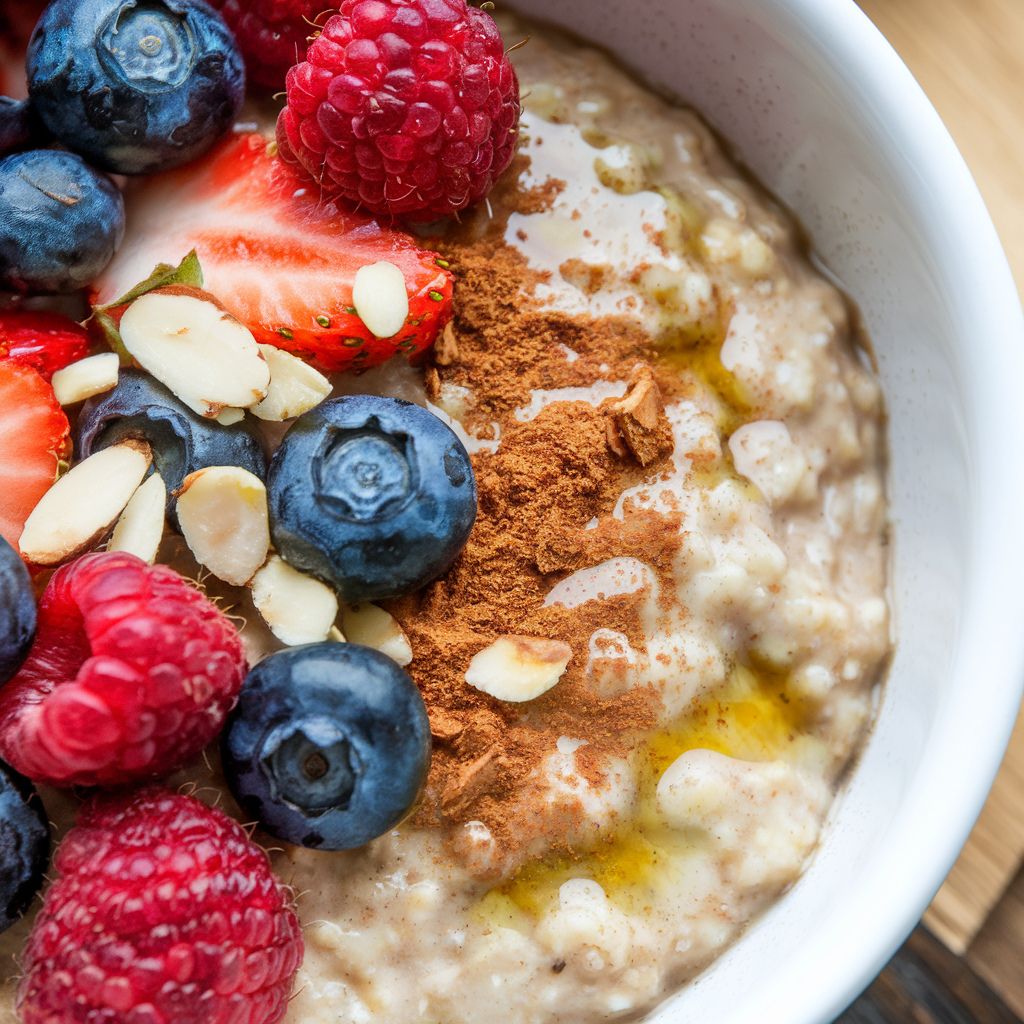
[277,0,521,219]
[211,0,322,90]
[18,788,303,1024]
[0,552,247,788]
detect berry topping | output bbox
[27,0,246,176]
[223,643,431,850]
[0,149,125,294]
[0,758,49,935]
[0,536,35,685]
[0,551,247,788]
[76,369,266,523]
[0,310,91,381]
[18,787,303,1024]
[92,133,454,372]
[277,0,521,219]
[268,395,477,602]
[0,361,70,549]
[211,0,322,90]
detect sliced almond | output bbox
[465,635,572,702]
[119,286,270,418]
[341,603,413,667]
[51,352,120,406]
[607,369,673,466]
[352,261,409,339]
[108,472,167,563]
[176,466,269,586]
[215,408,246,426]
[251,555,339,646]
[252,345,332,422]
[20,440,152,566]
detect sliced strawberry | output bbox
[0,311,91,381]
[93,133,454,373]
[0,362,71,549]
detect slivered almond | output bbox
[176,466,269,586]
[341,603,413,666]
[465,635,572,702]
[119,286,270,418]
[352,261,409,339]
[252,345,331,421]
[250,555,339,646]
[19,440,152,566]
[108,472,167,563]
[51,352,119,406]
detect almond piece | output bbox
[19,440,152,566]
[176,466,270,586]
[341,603,413,666]
[215,408,246,426]
[51,352,120,406]
[108,472,167,563]
[118,286,270,418]
[352,261,409,339]
[251,555,339,646]
[465,635,572,702]
[252,345,332,422]
[608,370,673,466]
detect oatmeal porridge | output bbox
[0,7,890,1024]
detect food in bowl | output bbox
[0,1,890,1022]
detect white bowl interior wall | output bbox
[508,0,1024,1021]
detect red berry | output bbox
[278,0,521,219]
[0,310,91,381]
[93,133,453,373]
[0,552,247,787]
[18,787,303,1024]
[0,361,70,549]
[210,0,322,91]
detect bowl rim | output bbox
[757,0,1024,1018]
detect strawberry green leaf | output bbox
[90,250,205,362]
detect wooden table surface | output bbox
[846,0,1024,1017]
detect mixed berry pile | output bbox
[0,0,519,1021]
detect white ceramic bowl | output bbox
[509,0,1024,1020]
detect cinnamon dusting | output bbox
[387,159,689,875]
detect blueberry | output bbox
[77,369,266,524]
[0,759,49,933]
[0,98,47,157]
[0,536,35,686]
[268,396,477,602]
[223,643,432,850]
[27,0,245,176]
[0,149,125,294]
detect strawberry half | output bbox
[0,311,91,381]
[0,362,71,549]
[93,133,454,373]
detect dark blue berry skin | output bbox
[223,643,432,851]
[27,0,245,176]
[0,759,49,933]
[77,369,266,524]
[268,396,477,603]
[0,536,35,686]
[0,149,125,294]
[0,98,47,157]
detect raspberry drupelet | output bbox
[277,0,521,219]
[18,788,303,1024]
[211,0,323,91]
[0,551,247,788]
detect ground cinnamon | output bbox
[387,158,686,876]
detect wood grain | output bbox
[969,867,1024,1019]
[858,0,1024,953]
[840,928,1022,1023]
